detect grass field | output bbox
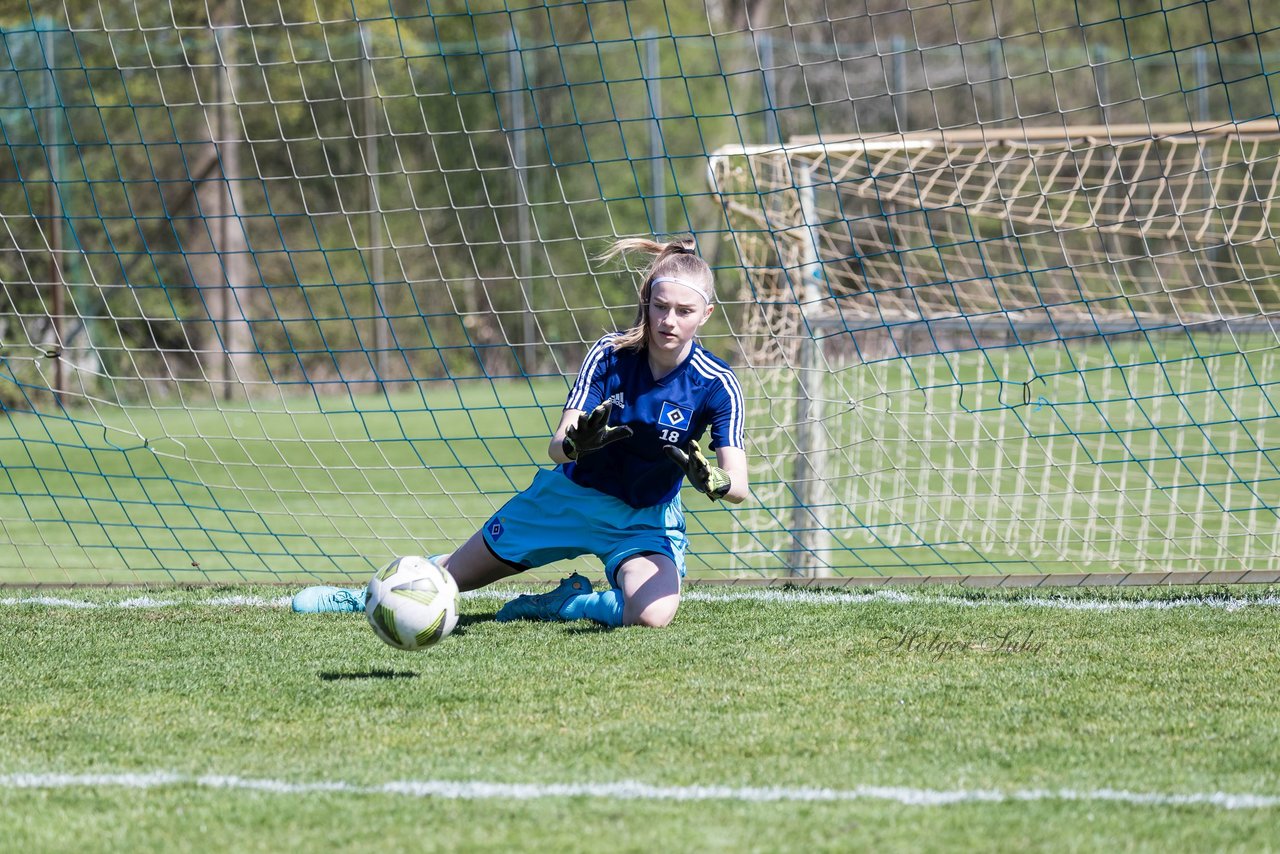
[1,583,1278,851]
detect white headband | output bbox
[651,276,712,305]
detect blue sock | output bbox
[557,589,623,627]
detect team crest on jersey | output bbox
[659,401,691,430]
[487,516,505,541]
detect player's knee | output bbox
[624,597,679,628]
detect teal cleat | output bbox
[291,585,366,613]
[495,573,593,623]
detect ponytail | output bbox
[601,236,715,352]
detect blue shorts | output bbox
[482,468,687,589]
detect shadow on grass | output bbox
[467,611,614,633]
[562,621,615,634]
[319,669,419,681]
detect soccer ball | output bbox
[365,556,459,651]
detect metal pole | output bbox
[990,40,1005,124]
[645,32,665,236]
[508,33,535,374]
[214,29,231,398]
[1093,45,1108,126]
[892,36,907,133]
[1195,45,1209,122]
[760,32,780,146]
[42,24,64,402]
[790,163,829,577]
[362,23,388,393]
[213,6,250,401]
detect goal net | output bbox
[711,123,1280,577]
[1,3,1278,583]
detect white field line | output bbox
[680,589,1280,612]
[3,590,1280,612]
[0,595,294,609]
[0,772,1275,809]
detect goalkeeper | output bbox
[293,235,748,628]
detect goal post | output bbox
[709,121,1280,579]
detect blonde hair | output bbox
[599,235,715,352]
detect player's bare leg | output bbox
[436,530,524,592]
[293,529,520,612]
[616,552,681,628]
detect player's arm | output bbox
[666,366,749,503]
[714,445,749,504]
[548,401,633,464]
[663,439,749,504]
[548,408,582,464]
[554,336,631,464]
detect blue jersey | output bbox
[562,334,745,508]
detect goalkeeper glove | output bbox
[664,439,732,501]
[562,400,633,460]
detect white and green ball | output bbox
[365,556,459,651]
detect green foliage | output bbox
[4,1,1274,393]
[1,1,753,388]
